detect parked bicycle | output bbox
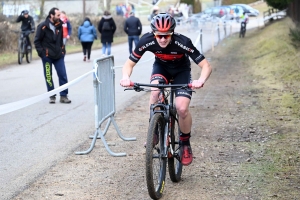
[18,30,32,64]
[125,81,192,199]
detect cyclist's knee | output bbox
[176,97,190,118]
[176,107,189,119]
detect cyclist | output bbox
[16,10,35,49]
[240,12,249,36]
[120,13,212,166]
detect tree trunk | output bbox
[83,0,86,18]
[39,0,45,21]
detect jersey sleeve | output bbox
[185,38,205,65]
[129,33,154,63]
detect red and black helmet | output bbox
[151,13,176,33]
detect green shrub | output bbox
[289,26,300,49]
[222,0,258,5]
[265,0,292,10]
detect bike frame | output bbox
[19,31,29,53]
[130,82,192,159]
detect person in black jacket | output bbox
[124,12,142,54]
[34,7,71,104]
[16,10,35,49]
[98,11,116,56]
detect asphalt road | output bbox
[0,18,263,199]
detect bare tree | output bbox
[39,0,45,21]
[83,0,86,18]
[107,0,111,11]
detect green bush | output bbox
[222,0,258,5]
[289,26,300,49]
[265,0,292,10]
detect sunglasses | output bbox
[154,33,173,39]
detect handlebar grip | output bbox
[188,83,192,88]
[129,82,134,87]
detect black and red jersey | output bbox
[129,32,205,69]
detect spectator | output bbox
[60,11,72,45]
[78,17,97,62]
[122,4,127,18]
[116,4,124,16]
[219,9,224,17]
[16,10,35,49]
[34,7,71,104]
[240,12,249,36]
[98,11,116,56]
[130,4,135,13]
[124,12,142,54]
[150,8,159,20]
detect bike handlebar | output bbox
[129,82,192,89]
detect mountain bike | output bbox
[125,81,192,199]
[18,31,32,64]
[239,22,246,38]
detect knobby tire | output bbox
[18,39,23,65]
[168,108,183,182]
[146,113,166,200]
[26,49,32,63]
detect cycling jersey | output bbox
[129,32,205,69]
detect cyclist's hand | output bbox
[191,80,204,89]
[120,77,131,87]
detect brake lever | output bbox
[124,86,144,92]
[124,88,134,91]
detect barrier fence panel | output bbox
[76,56,136,156]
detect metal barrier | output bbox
[76,56,136,156]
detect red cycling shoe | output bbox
[181,145,193,166]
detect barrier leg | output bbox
[76,117,128,156]
[98,127,127,157]
[75,130,99,155]
[111,116,136,141]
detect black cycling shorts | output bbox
[150,62,192,99]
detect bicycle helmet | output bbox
[23,10,29,14]
[151,13,176,33]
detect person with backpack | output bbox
[98,11,116,56]
[78,17,97,62]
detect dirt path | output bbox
[13,25,299,200]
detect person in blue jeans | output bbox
[78,17,97,62]
[124,12,142,54]
[34,7,71,104]
[97,10,116,56]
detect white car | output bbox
[233,4,260,17]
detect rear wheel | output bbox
[146,113,166,200]
[168,109,182,182]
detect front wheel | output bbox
[168,111,182,182]
[145,113,166,200]
[26,48,32,63]
[18,40,24,65]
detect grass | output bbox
[203,2,299,195]
[0,36,128,68]
[234,17,300,198]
